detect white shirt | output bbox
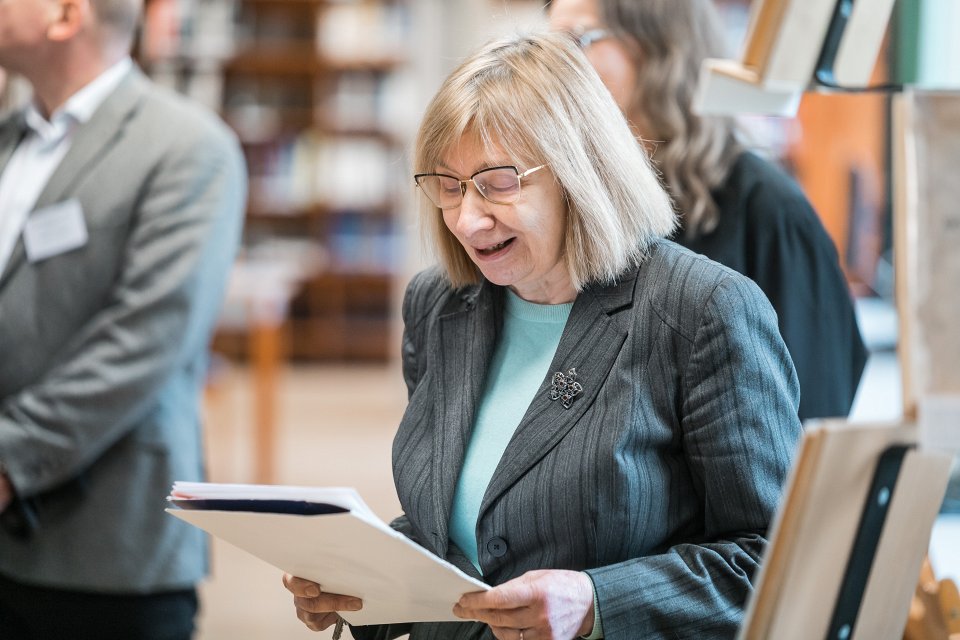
[0,57,133,275]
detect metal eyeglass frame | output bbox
[573,27,611,49]
[413,164,547,209]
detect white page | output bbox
[167,486,489,626]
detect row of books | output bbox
[317,2,410,63]
[223,70,415,142]
[324,213,404,274]
[142,0,238,63]
[246,131,407,212]
[233,1,409,62]
[144,0,410,63]
[241,214,403,277]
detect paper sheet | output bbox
[167,483,489,626]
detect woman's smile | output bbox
[474,237,515,259]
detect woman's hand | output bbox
[453,569,595,640]
[282,573,363,633]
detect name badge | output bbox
[23,198,89,263]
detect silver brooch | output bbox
[549,368,583,409]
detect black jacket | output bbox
[676,151,867,421]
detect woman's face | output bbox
[439,132,575,305]
[548,0,639,116]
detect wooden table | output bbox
[216,257,314,483]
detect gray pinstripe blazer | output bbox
[354,239,802,640]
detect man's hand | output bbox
[454,569,595,640]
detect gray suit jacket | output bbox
[0,68,245,592]
[354,240,802,639]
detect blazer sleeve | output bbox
[399,267,450,398]
[0,117,245,498]
[587,274,802,638]
[400,270,425,398]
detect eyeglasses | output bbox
[414,165,547,210]
[572,27,611,50]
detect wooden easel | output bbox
[737,422,953,640]
[893,90,960,640]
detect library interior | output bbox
[0,0,958,639]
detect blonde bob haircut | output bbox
[414,31,676,291]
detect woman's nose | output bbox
[454,187,495,236]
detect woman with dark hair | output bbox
[549,0,868,422]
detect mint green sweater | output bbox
[447,288,603,639]
[448,289,572,567]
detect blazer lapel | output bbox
[0,113,29,290]
[0,111,26,170]
[429,282,502,555]
[0,68,145,293]
[479,270,638,517]
[32,68,146,209]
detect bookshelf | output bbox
[141,0,411,361]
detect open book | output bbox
[167,482,489,626]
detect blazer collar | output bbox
[33,66,147,209]
[426,267,640,551]
[0,67,146,292]
[0,113,30,291]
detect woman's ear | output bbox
[46,0,89,42]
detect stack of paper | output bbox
[167,482,489,625]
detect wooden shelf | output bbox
[227,108,314,137]
[312,125,401,144]
[320,56,407,74]
[233,120,401,146]
[213,271,393,362]
[246,201,394,221]
[287,271,394,360]
[241,0,325,6]
[226,46,323,75]
[285,316,391,361]
[226,47,405,76]
[216,0,407,361]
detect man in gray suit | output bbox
[0,0,244,637]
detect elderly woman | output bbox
[285,31,801,640]
[548,0,868,422]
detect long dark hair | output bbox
[601,0,743,237]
